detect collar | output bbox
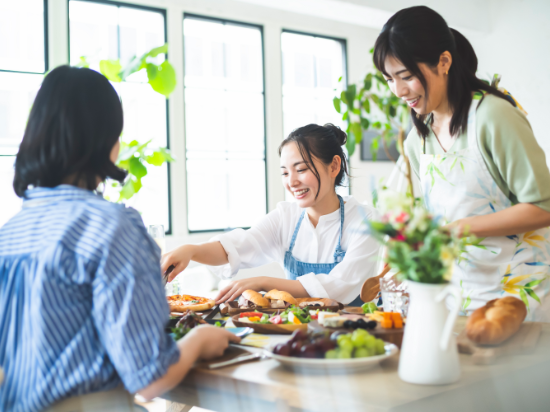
[23,185,102,206]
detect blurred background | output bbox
[1,0,549,296]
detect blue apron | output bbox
[283,195,363,307]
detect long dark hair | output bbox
[373,6,514,139]
[13,65,127,197]
[279,123,349,199]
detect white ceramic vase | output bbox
[398,280,462,385]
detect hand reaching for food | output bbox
[161,242,229,282]
[183,325,241,360]
[215,277,267,304]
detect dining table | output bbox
[160,317,550,412]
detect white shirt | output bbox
[210,196,381,304]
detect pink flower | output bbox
[395,212,409,223]
[394,233,406,241]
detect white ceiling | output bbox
[232,0,491,34]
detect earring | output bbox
[445,70,449,75]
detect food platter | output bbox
[231,315,308,335]
[266,342,398,373]
[221,298,342,315]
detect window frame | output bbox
[0,0,49,75]
[67,0,173,234]
[182,13,268,234]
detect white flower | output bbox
[377,190,410,214]
[349,113,361,123]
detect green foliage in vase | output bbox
[366,191,466,284]
[332,49,409,158]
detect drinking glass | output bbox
[380,276,409,316]
[148,224,166,254]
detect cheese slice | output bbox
[318,312,339,326]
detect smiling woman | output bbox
[373,5,550,320]
[161,123,381,306]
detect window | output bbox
[69,0,171,232]
[281,31,348,199]
[183,16,266,232]
[0,0,47,227]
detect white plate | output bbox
[266,343,398,373]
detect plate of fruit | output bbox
[232,305,328,334]
[267,329,398,373]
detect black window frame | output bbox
[68,0,173,234]
[183,13,268,234]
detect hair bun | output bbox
[323,123,347,146]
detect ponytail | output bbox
[373,6,514,139]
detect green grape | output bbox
[351,332,367,348]
[354,328,369,337]
[366,347,376,357]
[325,349,338,359]
[354,347,370,358]
[364,335,376,349]
[375,339,386,355]
[337,348,352,359]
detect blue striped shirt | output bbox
[0,185,180,412]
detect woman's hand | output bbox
[215,277,267,304]
[161,245,196,282]
[183,325,241,360]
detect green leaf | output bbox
[132,178,143,193]
[129,157,147,179]
[159,147,175,162]
[519,288,530,310]
[342,112,348,121]
[75,56,90,68]
[370,136,379,161]
[146,63,158,80]
[463,296,471,310]
[363,73,372,90]
[361,118,370,130]
[351,122,362,144]
[346,132,356,156]
[146,43,168,58]
[148,61,177,97]
[525,288,541,303]
[145,151,165,166]
[340,91,348,105]
[119,180,135,201]
[333,97,341,113]
[525,279,544,288]
[362,99,370,113]
[99,59,122,82]
[345,85,356,109]
[338,76,342,82]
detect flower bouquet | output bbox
[367,190,463,284]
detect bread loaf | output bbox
[264,289,298,306]
[241,290,270,307]
[466,297,527,345]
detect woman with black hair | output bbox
[374,6,550,320]
[0,66,239,412]
[162,124,380,306]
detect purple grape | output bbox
[273,343,291,356]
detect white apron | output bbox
[419,98,550,321]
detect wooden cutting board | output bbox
[456,322,542,365]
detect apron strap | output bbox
[288,210,306,253]
[333,195,346,263]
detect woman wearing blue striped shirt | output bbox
[0,66,239,412]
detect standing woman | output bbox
[374,6,550,321]
[162,124,380,306]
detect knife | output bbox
[163,265,175,286]
[206,352,266,369]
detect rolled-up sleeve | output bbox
[92,209,180,393]
[209,207,284,279]
[297,207,382,304]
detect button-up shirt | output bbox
[0,185,179,412]
[211,196,381,304]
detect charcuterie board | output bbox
[457,321,542,365]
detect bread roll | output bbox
[466,297,527,345]
[264,289,298,306]
[241,290,269,307]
